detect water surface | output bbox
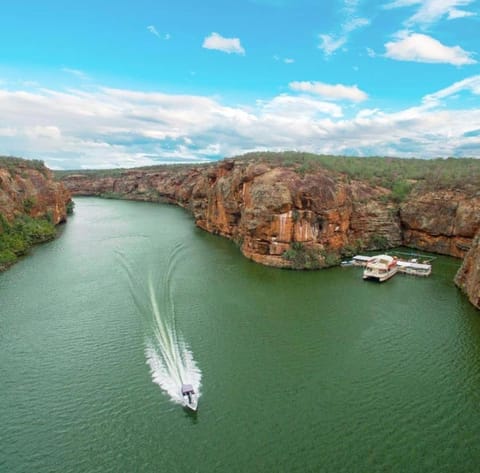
[1,197,480,472]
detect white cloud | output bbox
[318,34,347,56]
[385,33,476,65]
[318,0,370,57]
[1,77,480,168]
[147,25,160,37]
[202,32,245,55]
[273,55,295,64]
[147,26,170,40]
[422,75,480,105]
[62,68,89,80]
[260,94,343,118]
[289,81,368,102]
[384,0,476,26]
[343,17,370,33]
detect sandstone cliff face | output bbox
[401,190,480,258]
[62,160,425,269]
[61,160,479,267]
[0,161,71,225]
[455,232,480,310]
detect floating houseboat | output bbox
[362,254,399,282]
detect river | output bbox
[1,197,480,472]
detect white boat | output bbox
[181,384,198,411]
[363,254,398,282]
[396,260,432,276]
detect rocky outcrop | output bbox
[401,190,480,258]
[0,159,71,225]
[0,158,72,271]
[455,232,480,309]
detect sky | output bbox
[0,0,479,169]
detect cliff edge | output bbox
[455,232,480,309]
[0,157,72,270]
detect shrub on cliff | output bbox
[282,242,340,269]
[66,200,75,215]
[0,214,56,269]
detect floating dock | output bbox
[347,253,433,278]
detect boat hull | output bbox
[363,267,398,282]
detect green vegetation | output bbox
[341,239,366,257]
[0,214,56,269]
[66,200,75,215]
[233,151,480,195]
[369,234,389,249]
[53,162,214,180]
[23,197,36,213]
[0,156,48,177]
[283,242,339,270]
[55,152,479,200]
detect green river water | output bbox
[1,197,480,473]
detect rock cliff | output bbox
[1,158,71,225]
[455,232,480,310]
[0,157,72,270]
[60,158,478,265]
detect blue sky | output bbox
[0,0,479,169]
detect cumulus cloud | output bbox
[202,32,245,55]
[384,33,476,65]
[289,81,368,102]
[1,77,480,169]
[384,0,476,26]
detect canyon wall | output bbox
[455,232,480,310]
[61,159,478,263]
[1,159,71,225]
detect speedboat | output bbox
[181,384,198,411]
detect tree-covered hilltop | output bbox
[55,152,480,197]
[233,152,480,192]
[0,156,49,176]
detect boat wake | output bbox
[118,243,201,409]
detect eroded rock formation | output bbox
[455,232,480,310]
[60,158,478,269]
[1,159,71,225]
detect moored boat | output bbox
[363,255,398,282]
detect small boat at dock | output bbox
[396,260,432,276]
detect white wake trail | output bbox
[118,244,202,407]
